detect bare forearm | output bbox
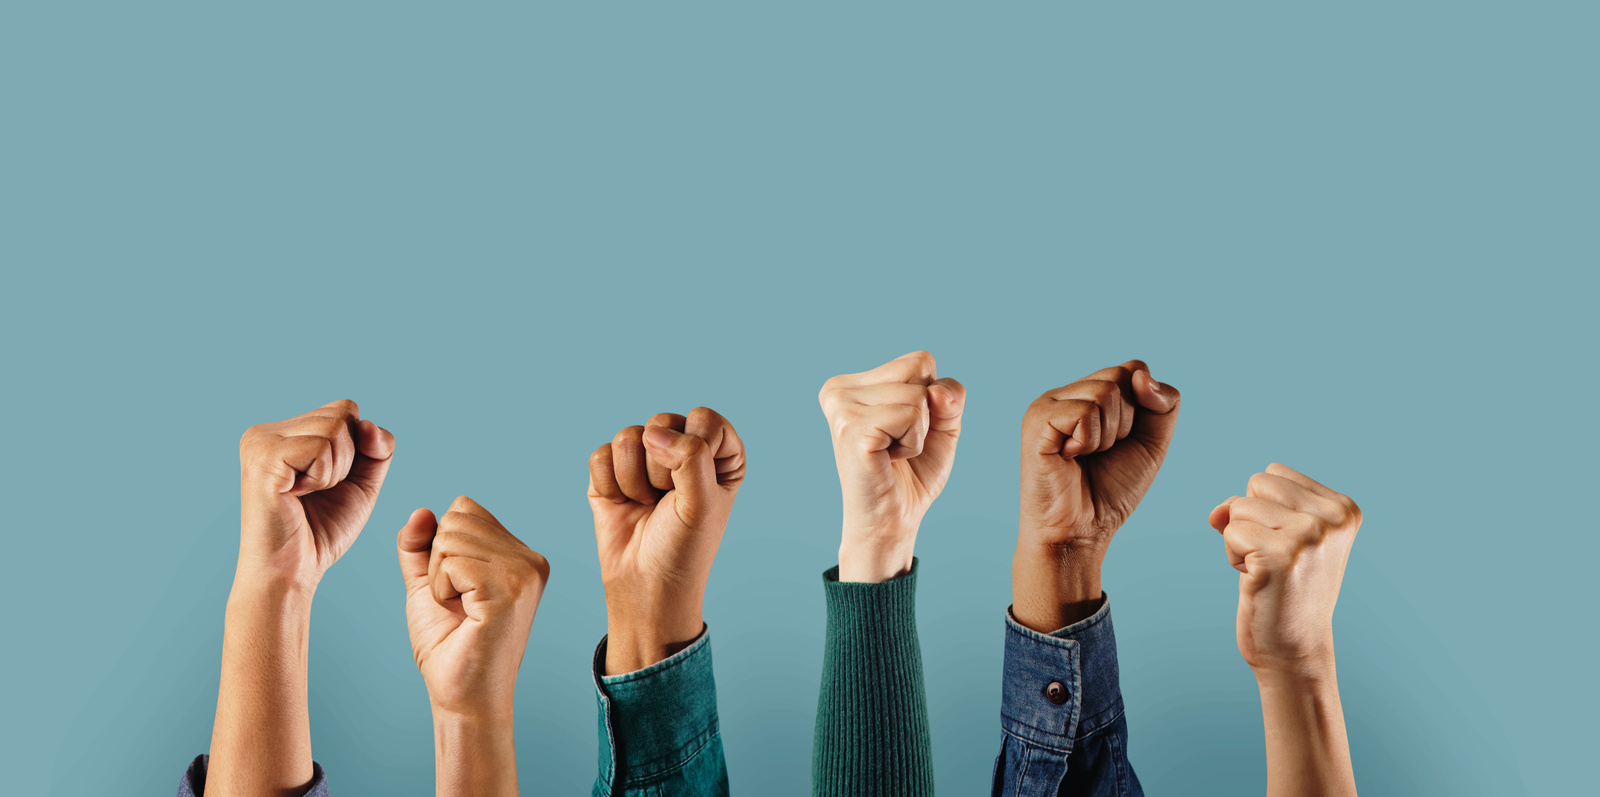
[1256,669,1357,797]
[207,575,317,797]
[1011,540,1106,632]
[433,711,519,797]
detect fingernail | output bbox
[642,426,673,449]
[1144,372,1161,392]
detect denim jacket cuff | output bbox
[177,754,330,797]
[1000,592,1126,751]
[593,626,720,792]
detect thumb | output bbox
[1208,496,1240,533]
[643,425,718,521]
[397,507,438,584]
[1130,369,1180,452]
[347,420,396,495]
[927,378,966,436]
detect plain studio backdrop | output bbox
[1,3,1593,795]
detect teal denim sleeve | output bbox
[593,626,729,797]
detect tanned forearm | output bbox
[1256,668,1358,797]
[207,573,318,797]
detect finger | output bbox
[1026,398,1101,459]
[434,556,503,609]
[828,350,938,388]
[1208,496,1241,532]
[1245,472,1323,513]
[445,495,505,527]
[427,519,503,594]
[843,403,928,460]
[611,426,659,504]
[278,417,358,495]
[683,407,746,485]
[1264,463,1341,500]
[396,508,438,584]
[345,420,395,495]
[307,398,361,420]
[645,413,688,490]
[1042,380,1132,451]
[1227,496,1302,530]
[1221,519,1275,574]
[269,434,344,495]
[823,382,930,415]
[1129,369,1181,451]
[642,425,719,522]
[1099,390,1122,452]
[588,443,626,504]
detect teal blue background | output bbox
[1,3,1593,795]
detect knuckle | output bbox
[819,376,843,402]
[613,426,644,445]
[525,550,551,579]
[1337,494,1361,523]
[1247,472,1272,494]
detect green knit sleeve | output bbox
[812,558,934,797]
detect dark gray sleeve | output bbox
[177,754,331,797]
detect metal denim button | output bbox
[1045,681,1069,705]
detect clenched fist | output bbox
[1208,464,1361,678]
[398,497,549,718]
[588,407,746,675]
[237,399,395,587]
[818,351,966,582]
[1013,361,1178,631]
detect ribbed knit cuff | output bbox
[812,558,934,797]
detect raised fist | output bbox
[398,497,550,717]
[237,399,395,586]
[588,407,746,675]
[818,351,965,582]
[1208,464,1361,676]
[1018,360,1179,550]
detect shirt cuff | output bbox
[1000,592,1126,751]
[593,626,721,793]
[176,754,331,797]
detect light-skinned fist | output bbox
[1208,464,1361,680]
[818,351,966,582]
[237,399,395,590]
[398,497,550,720]
[588,407,746,675]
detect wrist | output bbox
[226,568,317,617]
[604,615,704,675]
[837,533,916,582]
[1010,538,1107,632]
[432,710,518,797]
[1250,647,1339,688]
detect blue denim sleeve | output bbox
[992,594,1143,797]
[593,626,729,797]
[175,754,331,797]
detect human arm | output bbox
[1208,463,1360,797]
[997,360,1179,796]
[399,496,550,797]
[587,407,744,796]
[203,400,394,797]
[812,351,965,796]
